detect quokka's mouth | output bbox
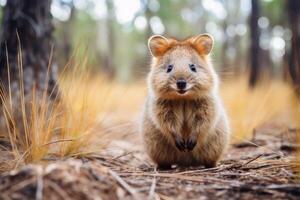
[177,90,187,94]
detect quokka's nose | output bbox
[176,79,187,90]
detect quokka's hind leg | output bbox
[192,145,221,168]
[193,126,229,168]
[143,126,178,169]
[203,159,217,168]
[149,139,178,169]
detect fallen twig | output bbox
[148,171,157,200]
[35,166,43,200]
[238,154,263,168]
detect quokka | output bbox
[140,34,230,169]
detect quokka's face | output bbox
[148,34,217,99]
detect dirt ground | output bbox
[0,124,299,200]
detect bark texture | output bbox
[287,0,300,94]
[0,0,56,98]
[249,0,261,87]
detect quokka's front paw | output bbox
[174,135,197,152]
[174,136,185,151]
[186,138,197,151]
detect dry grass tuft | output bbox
[0,55,144,170]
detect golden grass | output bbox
[0,48,57,167]
[0,52,146,169]
[221,76,294,143]
[57,70,146,157]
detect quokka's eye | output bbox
[189,64,197,72]
[167,64,173,73]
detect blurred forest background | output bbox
[1,3,300,198]
[0,0,299,87]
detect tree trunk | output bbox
[287,0,300,94]
[0,0,56,99]
[103,0,116,78]
[249,0,261,87]
[221,20,229,71]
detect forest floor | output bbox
[0,123,300,200]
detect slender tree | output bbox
[0,0,57,98]
[140,0,153,41]
[59,1,75,62]
[103,0,116,78]
[287,0,300,94]
[249,0,262,87]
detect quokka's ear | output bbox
[148,35,170,57]
[190,34,214,55]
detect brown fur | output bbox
[140,34,230,169]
